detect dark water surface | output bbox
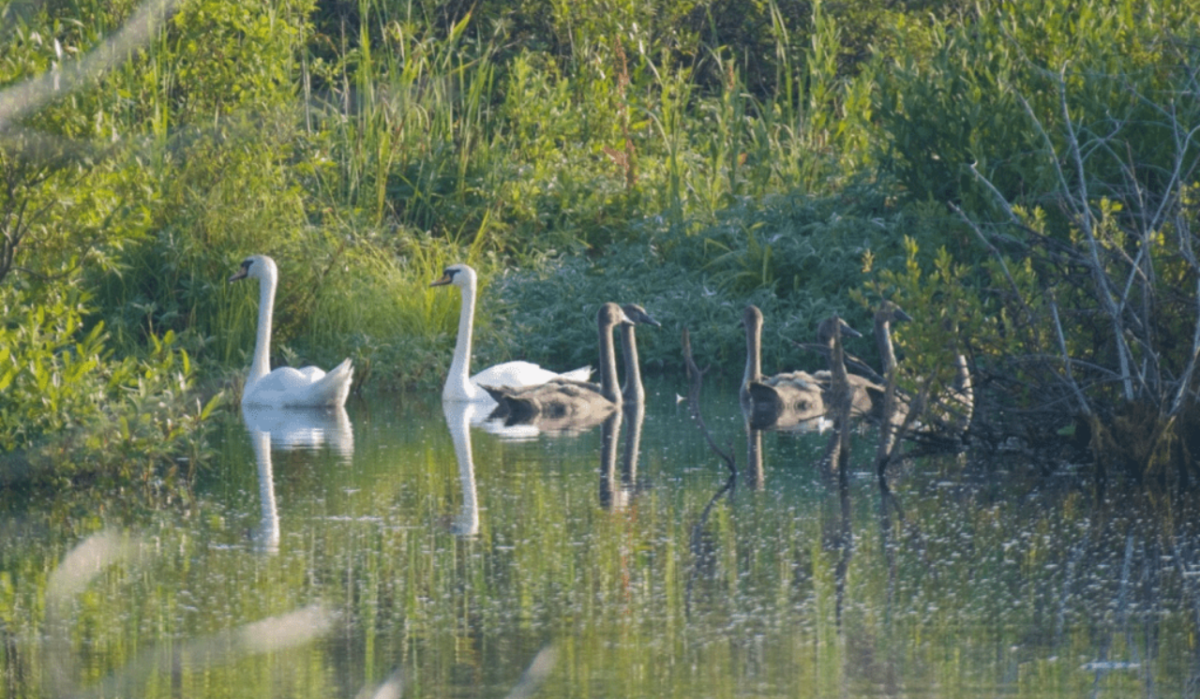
[4,378,1200,698]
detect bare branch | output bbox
[1128,88,1200,235]
[949,200,1036,327]
[1013,90,1075,215]
[1049,293,1092,417]
[1052,71,1137,401]
[681,328,736,476]
[1169,276,1200,416]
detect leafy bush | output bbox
[494,187,960,383]
[875,0,1200,215]
[0,284,220,486]
[871,0,1200,478]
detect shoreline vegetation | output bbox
[2,0,1199,491]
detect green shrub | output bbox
[495,187,960,382]
[875,0,1200,217]
[0,284,220,485]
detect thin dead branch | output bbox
[1049,293,1093,417]
[681,328,736,476]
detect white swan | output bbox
[431,263,591,406]
[229,255,354,408]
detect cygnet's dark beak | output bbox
[622,304,662,328]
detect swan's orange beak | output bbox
[229,265,250,283]
[430,271,453,287]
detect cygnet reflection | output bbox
[744,417,765,490]
[243,406,355,553]
[745,404,831,434]
[474,414,541,442]
[476,400,617,441]
[597,410,624,511]
[442,401,479,537]
[599,403,650,511]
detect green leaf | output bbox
[199,392,225,421]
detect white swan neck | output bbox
[249,263,277,386]
[620,325,643,404]
[445,272,479,401]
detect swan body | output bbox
[618,303,661,405]
[811,303,913,421]
[487,379,620,431]
[748,371,826,410]
[740,305,826,427]
[432,264,592,408]
[483,303,631,426]
[812,370,887,418]
[230,255,354,408]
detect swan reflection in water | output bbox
[247,429,280,552]
[598,410,624,511]
[442,401,480,537]
[598,403,651,511]
[242,405,355,552]
[242,405,354,458]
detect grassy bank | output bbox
[2,0,1200,482]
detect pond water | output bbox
[3,378,1200,698]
